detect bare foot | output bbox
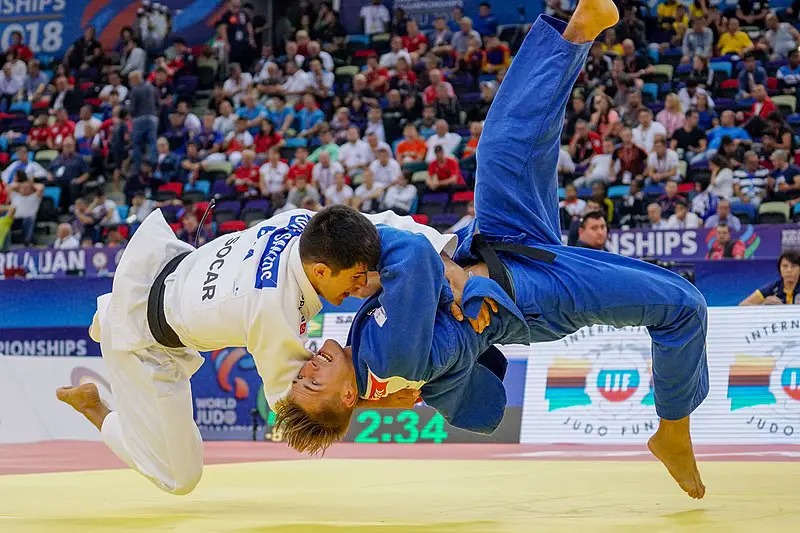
[56,383,110,431]
[647,417,706,499]
[563,0,621,44]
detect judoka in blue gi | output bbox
[276,0,707,500]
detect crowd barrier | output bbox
[2,307,797,446]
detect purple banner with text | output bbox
[0,247,124,279]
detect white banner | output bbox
[0,356,112,443]
[520,307,800,444]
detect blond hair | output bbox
[273,396,353,455]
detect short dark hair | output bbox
[299,205,381,273]
[580,211,606,229]
[778,251,800,271]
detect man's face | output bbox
[687,112,698,128]
[639,111,651,127]
[62,139,75,154]
[347,127,359,143]
[622,40,635,57]
[721,111,735,127]
[753,85,766,101]
[312,263,369,306]
[565,185,577,200]
[575,122,588,138]
[675,203,688,221]
[729,19,739,33]
[378,149,390,164]
[157,139,169,154]
[296,149,308,163]
[579,217,608,249]
[746,155,759,171]
[717,201,730,218]
[716,226,731,244]
[666,181,677,197]
[17,148,27,162]
[745,58,756,72]
[790,52,800,68]
[391,36,402,52]
[621,129,632,144]
[290,340,357,424]
[693,18,705,32]
[648,204,661,223]
[436,120,448,136]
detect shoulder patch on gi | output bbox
[372,306,387,327]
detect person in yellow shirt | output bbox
[672,4,690,44]
[657,0,679,30]
[688,0,707,19]
[602,27,624,56]
[717,18,754,56]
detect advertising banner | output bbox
[0,246,123,279]
[520,306,800,445]
[0,1,225,59]
[0,327,100,356]
[594,224,797,261]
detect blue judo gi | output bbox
[451,15,710,421]
[347,226,531,434]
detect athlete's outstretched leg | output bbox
[474,0,619,245]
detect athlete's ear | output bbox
[341,384,357,409]
[311,262,331,280]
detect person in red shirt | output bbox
[426,145,464,192]
[7,31,33,62]
[27,115,52,151]
[364,56,389,95]
[402,20,429,60]
[389,57,417,93]
[422,69,455,105]
[706,223,746,260]
[740,84,777,138]
[483,34,511,74]
[461,121,482,159]
[569,120,603,166]
[48,109,76,150]
[253,120,284,153]
[396,124,427,165]
[287,146,314,188]
[228,149,260,196]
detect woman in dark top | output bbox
[764,112,796,152]
[688,56,714,88]
[740,251,800,305]
[65,26,103,71]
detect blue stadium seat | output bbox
[710,61,733,79]
[643,184,665,197]
[608,185,630,198]
[43,186,61,207]
[284,137,308,148]
[642,83,658,102]
[731,202,757,224]
[9,101,31,115]
[577,187,592,197]
[186,180,211,197]
[557,187,566,200]
[117,204,129,221]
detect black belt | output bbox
[470,233,557,302]
[147,251,191,349]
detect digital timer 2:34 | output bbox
[352,409,449,443]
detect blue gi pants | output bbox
[463,16,709,421]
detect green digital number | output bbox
[394,410,420,443]
[354,410,380,443]
[420,412,449,443]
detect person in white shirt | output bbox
[677,80,714,112]
[312,151,344,192]
[667,201,701,229]
[632,108,667,153]
[574,137,615,188]
[75,105,103,140]
[305,41,334,73]
[56,204,454,497]
[339,126,371,175]
[225,118,255,166]
[176,100,202,135]
[364,107,386,143]
[558,147,576,177]
[259,146,290,196]
[425,120,462,163]
[8,172,43,245]
[307,59,334,98]
[364,132,392,164]
[221,63,253,106]
[368,146,402,187]
[352,169,385,213]
[1,146,47,184]
[53,222,81,249]
[708,153,735,199]
[647,202,669,229]
[379,36,412,69]
[645,136,681,184]
[99,71,129,102]
[281,60,311,104]
[447,201,475,233]
[213,101,237,137]
[324,172,354,206]
[382,173,418,215]
[559,183,588,218]
[90,190,121,227]
[361,0,391,35]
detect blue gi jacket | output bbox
[347,226,530,434]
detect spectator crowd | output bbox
[0,0,799,256]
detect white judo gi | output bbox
[90,208,454,494]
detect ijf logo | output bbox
[706,225,761,258]
[727,321,800,439]
[544,326,656,439]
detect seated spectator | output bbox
[48,109,76,151]
[733,150,770,206]
[277,41,305,70]
[402,19,429,60]
[53,223,81,249]
[618,178,647,228]
[296,94,326,139]
[737,53,767,99]
[351,169,385,213]
[1,146,47,184]
[771,149,800,201]
[256,62,286,98]
[570,119,603,166]
[480,33,509,75]
[364,132,392,163]
[311,150,344,193]
[475,2,498,36]
[99,70,128,103]
[425,119,461,163]
[65,25,103,71]
[47,137,90,209]
[380,36,412,70]
[193,115,226,162]
[176,214,211,246]
[396,124,428,166]
[620,39,653,85]
[330,107,352,144]
[575,211,609,251]
[287,174,321,207]
[671,110,707,161]
[369,146,403,188]
[180,142,204,185]
[339,126,371,176]
[612,127,648,183]
[6,31,32,62]
[619,89,646,128]
[0,61,21,111]
[163,112,191,153]
[278,60,309,105]
[656,94,686,138]
[422,69,455,106]
[416,105,438,139]
[271,192,297,215]
[229,148,263,196]
[704,198,742,230]
[646,137,682,184]
[433,83,460,125]
[736,0,769,29]
[740,251,800,305]
[153,137,181,186]
[428,15,454,57]
[589,94,619,139]
[365,106,387,143]
[632,109,667,153]
[426,145,463,192]
[237,92,267,135]
[708,153,736,200]
[389,57,418,95]
[777,49,800,99]
[458,35,486,80]
[120,38,147,76]
[259,146,290,196]
[307,58,334,100]
[304,40,335,72]
[462,122,482,160]
[169,37,196,78]
[694,110,751,163]
[575,137,616,188]
[347,74,380,108]
[8,171,43,245]
[75,105,102,141]
[667,200,701,229]
[688,56,715,89]
[657,180,687,218]
[451,17,481,56]
[253,119,284,154]
[267,95,296,136]
[740,85,777,137]
[761,13,800,59]
[224,117,255,166]
[647,202,669,229]
[717,18,754,57]
[706,222,745,259]
[382,172,417,215]
[89,190,121,229]
[558,146,576,180]
[682,17,714,63]
[223,63,253,107]
[22,59,48,103]
[763,112,795,153]
[559,183,588,220]
[324,171,354,206]
[215,101,238,138]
